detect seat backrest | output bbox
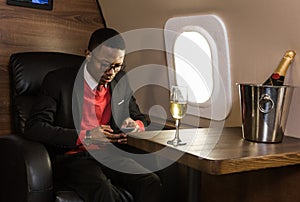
[9,52,85,134]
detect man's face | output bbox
[87,45,125,85]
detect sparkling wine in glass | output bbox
[167,86,188,146]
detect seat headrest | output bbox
[9,52,85,96]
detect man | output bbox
[25,28,162,202]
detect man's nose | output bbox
[106,67,116,74]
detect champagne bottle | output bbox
[263,50,296,86]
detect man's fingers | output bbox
[100,125,114,132]
[105,132,127,140]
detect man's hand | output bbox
[89,125,127,144]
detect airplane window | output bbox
[165,14,232,120]
[174,31,213,103]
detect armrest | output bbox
[0,134,53,202]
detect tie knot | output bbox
[97,83,109,91]
[96,84,101,91]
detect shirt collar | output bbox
[84,63,98,90]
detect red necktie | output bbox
[94,85,111,125]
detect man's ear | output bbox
[85,49,91,56]
[85,49,92,61]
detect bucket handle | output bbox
[259,94,274,113]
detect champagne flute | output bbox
[167,86,188,146]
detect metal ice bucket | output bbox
[238,84,294,143]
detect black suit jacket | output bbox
[25,66,146,156]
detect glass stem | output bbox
[175,119,180,140]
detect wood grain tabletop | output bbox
[128,127,300,175]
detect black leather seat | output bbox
[0,52,135,202]
[0,52,85,202]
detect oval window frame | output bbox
[164,14,232,121]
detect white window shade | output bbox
[174,31,213,104]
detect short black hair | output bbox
[88,28,125,52]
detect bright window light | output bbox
[174,31,213,104]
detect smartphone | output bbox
[120,127,135,133]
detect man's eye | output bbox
[114,64,122,68]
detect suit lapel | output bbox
[72,67,84,131]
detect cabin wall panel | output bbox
[0,0,104,135]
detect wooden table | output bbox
[128,127,300,174]
[128,127,300,202]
